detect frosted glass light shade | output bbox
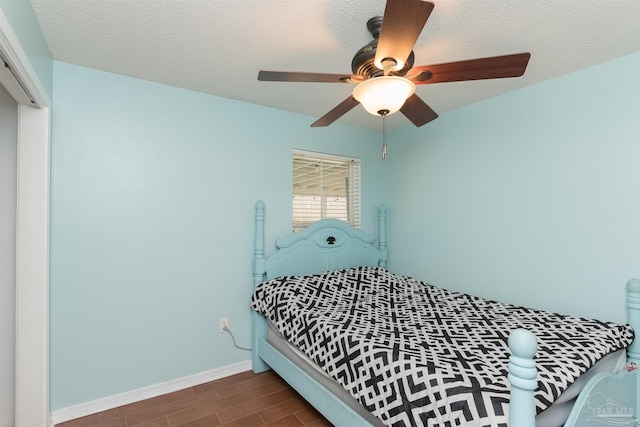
[352,76,416,116]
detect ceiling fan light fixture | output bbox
[352,76,415,116]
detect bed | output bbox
[250,200,639,427]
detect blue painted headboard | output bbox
[253,200,388,284]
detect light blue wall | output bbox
[0,0,52,97]
[386,52,640,325]
[49,61,387,410]
[50,52,640,410]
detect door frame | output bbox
[0,9,51,427]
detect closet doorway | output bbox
[0,9,51,426]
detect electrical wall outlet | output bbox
[219,317,229,333]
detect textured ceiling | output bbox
[30,0,640,129]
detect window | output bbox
[293,150,361,232]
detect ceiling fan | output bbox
[258,0,531,128]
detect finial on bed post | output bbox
[507,329,538,427]
[252,201,269,373]
[378,205,387,268]
[626,279,640,364]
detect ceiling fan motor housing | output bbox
[351,16,414,79]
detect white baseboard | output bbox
[50,360,252,425]
[0,420,15,427]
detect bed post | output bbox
[378,205,387,268]
[252,200,269,373]
[626,278,640,364]
[507,329,538,427]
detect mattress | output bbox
[267,322,626,427]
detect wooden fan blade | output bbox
[258,70,359,83]
[411,53,531,85]
[375,0,434,70]
[400,94,438,127]
[311,96,361,127]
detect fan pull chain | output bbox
[378,60,397,160]
[381,110,388,160]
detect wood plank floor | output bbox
[55,370,333,427]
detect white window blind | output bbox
[293,150,361,232]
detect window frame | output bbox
[292,149,361,232]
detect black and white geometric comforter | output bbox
[251,266,634,427]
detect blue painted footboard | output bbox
[563,370,638,427]
[503,282,640,427]
[560,279,640,427]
